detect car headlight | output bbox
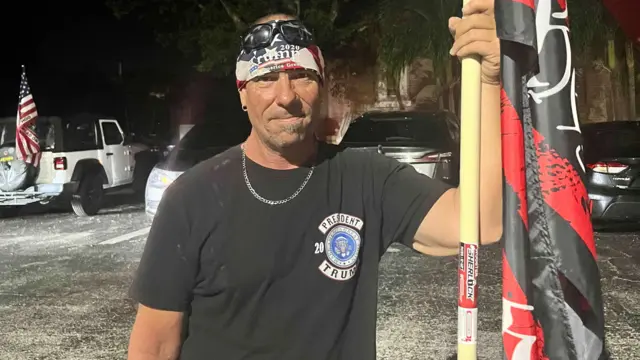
[146,167,182,189]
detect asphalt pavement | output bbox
[0,192,638,359]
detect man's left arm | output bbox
[374,0,502,256]
[412,82,502,256]
[411,0,502,256]
[373,82,500,256]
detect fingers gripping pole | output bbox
[457,0,482,359]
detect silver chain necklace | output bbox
[241,146,315,206]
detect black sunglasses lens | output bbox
[254,25,272,42]
[242,21,314,52]
[243,24,273,51]
[280,23,312,45]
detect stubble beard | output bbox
[263,118,314,150]
[281,122,305,135]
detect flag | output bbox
[495,0,607,359]
[16,65,41,167]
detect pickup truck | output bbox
[0,113,153,217]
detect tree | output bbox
[377,0,459,111]
[107,0,637,122]
[568,0,616,64]
[567,0,638,121]
[106,0,380,75]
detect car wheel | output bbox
[71,173,104,216]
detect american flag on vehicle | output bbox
[16,65,41,167]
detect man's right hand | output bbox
[128,304,183,360]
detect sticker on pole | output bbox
[458,243,479,309]
[458,306,478,344]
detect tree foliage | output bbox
[106,0,624,100]
[377,0,458,81]
[567,0,618,62]
[106,0,379,75]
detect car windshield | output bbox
[583,125,640,159]
[342,113,451,147]
[179,122,250,150]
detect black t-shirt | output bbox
[130,144,452,360]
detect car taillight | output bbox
[587,161,628,174]
[413,152,452,163]
[54,157,67,170]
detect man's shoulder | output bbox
[197,145,242,173]
[322,143,370,163]
[184,145,241,176]
[167,145,241,196]
[323,143,395,168]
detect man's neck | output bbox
[243,134,318,170]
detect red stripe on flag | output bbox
[19,101,36,110]
[26,136,39,153]
[502,252,548,360]
[532,129,597,258]
[20,95,34,103]
[501,89,528,225]
[16,135,29,161]
[20,109,37,120]
[512,0,535,10]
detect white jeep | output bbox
[0,113,151,217]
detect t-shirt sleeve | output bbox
[370,153,453,250]
[129,182,199,312]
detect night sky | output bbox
[0,1,180,119]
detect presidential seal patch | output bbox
[317,213,363,281]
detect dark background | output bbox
[2,2,147,114]
[0,1,243,141]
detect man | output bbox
[128,0,502,358]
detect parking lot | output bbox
[0,192,639,359]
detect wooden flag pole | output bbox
[457,0,483,358]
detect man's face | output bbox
[240,69,321,150]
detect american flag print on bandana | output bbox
[235,32,325,89]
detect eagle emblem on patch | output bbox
[317,213,363,281]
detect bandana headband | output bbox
[235,32,325,89]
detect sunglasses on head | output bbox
[241,20,314,53]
